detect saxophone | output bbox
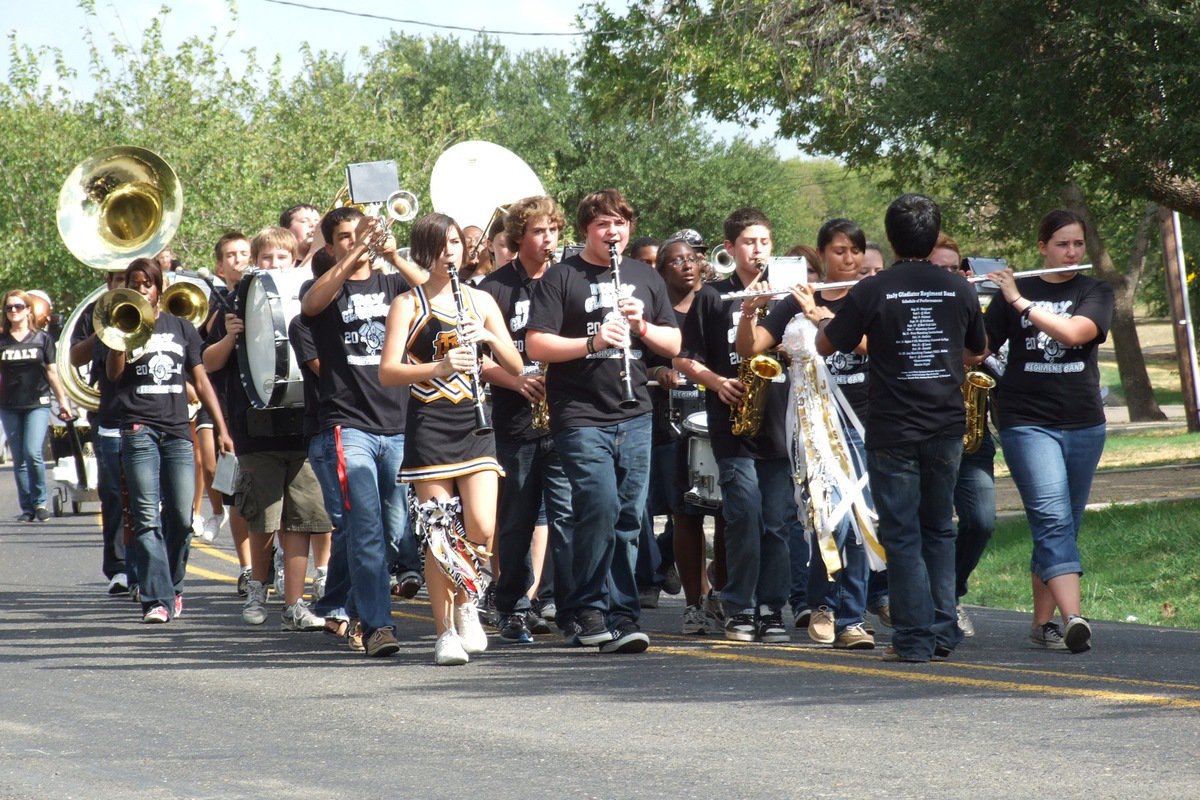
[730,354,783,437]
[531,362,550,433]
[961,369,996,454]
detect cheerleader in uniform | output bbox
[380,212,523,665]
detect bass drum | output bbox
[236,267,310,409]
[682,412,721,509]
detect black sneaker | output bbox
[525,609,552,635]
[599,620,650,654]
[1064,615,1092,653]
[575,608,613,646]
[724,612,757,642]
[34,507,50,522]
[560,617,583,647]
[756,608,790,644]
[15,512,33,523]
[500,612,533,644]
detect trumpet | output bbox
[366,189,419,261]
[719,264,1093,302]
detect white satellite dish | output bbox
[429,141,546,230]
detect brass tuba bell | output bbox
[56,146,183,272]
[93,288,156,353]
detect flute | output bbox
[719,264,1093,302]
[607,241,639,409]
[447,265,493,436]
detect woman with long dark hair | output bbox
[985,209,1113,654]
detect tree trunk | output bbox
[1062,184,1167,422]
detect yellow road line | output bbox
[189,541,243,566]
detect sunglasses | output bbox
[5,304,26,311]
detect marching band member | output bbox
[526,189,679,654]
[380,212,523,665]
[280,204,321,271]
[299,206,425,657]
[107,259,232,623]
[676,208,794,644]
[985,209,1113,654]
[811,194,985,662]
[478,196,574,644]
[742,219,878,650]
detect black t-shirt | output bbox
[478,258,541,442]
[110,313,202,441]
[526,253,676,431]
[301,270,410,435]
[287,313,321,444]
[762,293,870,422]
[679,274,790,460]
[823,260,985,449]
[0,330,54,409]
[984,274,1113,430]
[205,312,304,453]
[646,307,704,445]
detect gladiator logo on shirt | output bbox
[1023,300,1085,373]
[584,281,630,313]
[342,291,389,324]
[132,333,184,394]
[346,319,387,366]
[509,300,530,334]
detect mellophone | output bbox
[718,264,1094,302]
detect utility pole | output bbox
[1159,207,1200,432]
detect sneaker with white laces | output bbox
[281,600,325,631]
[599,620,650,654]
[142,605,170,624]
[454,601,488,655]
[199,513,221,543]
[756,607,790,644]
[311,566,328,601]
[1064,615,1092,653]
[808,605,836,644]
[272,548,285,599]
[957,603,976,638]
[106,573,129,596]
[1029,620,1068,650]
[242,580,268,625]
[681,604,710,635]
[191,514,205,540]
[434,630,469,665]
[833,622,876,650]
[724,612,757,642]
[500,612,533,643]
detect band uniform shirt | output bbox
[478,258,543,443]
[762,293,870,422]
[823,260,985,450]
[287,313,321,445]
[526,253,676,432]
[0,329,54,410]
[110,313,201,441]
[679,273,789,461]
[205,311,304,454]
[984,273,1113,430]
[645,307,704,446]
[301,270,410,436]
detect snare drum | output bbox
[236,268,310,408]
[682,411,721,509]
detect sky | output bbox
[4,0,798,157]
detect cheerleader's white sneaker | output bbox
[434,630,469,666]
[454,601,489,655]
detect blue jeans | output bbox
[95,432,129,581]
[494,434,573,615]
[309,433,352,621]
[954,429,996,599]
[313,426,414,635]
[553,414,652,628]
[0,406,51,514]
[999,424,1105,582]
[867,437,963,659]
[120,425,194,614]
[716,456,792,615]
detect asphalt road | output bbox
[2,464,1200,800]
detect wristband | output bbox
[1009,295,1023,306]
[637,319,648,337]
[586,334,596,355]
[1020,304,1034,321]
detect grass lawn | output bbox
[966,499,1200,629]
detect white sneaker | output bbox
[199,513,221,543]
[191,514,205,540]
[311,566,328,601]
[281,600,325,631]
[434,630,469,666]
[242,580,267,625]
[453,601,488,654]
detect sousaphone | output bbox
[429,141,546,241]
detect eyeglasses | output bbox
[664,255,704,269]
[5,304,26,312]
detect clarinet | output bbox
[607,242,639,409]
[447,266,493,436]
